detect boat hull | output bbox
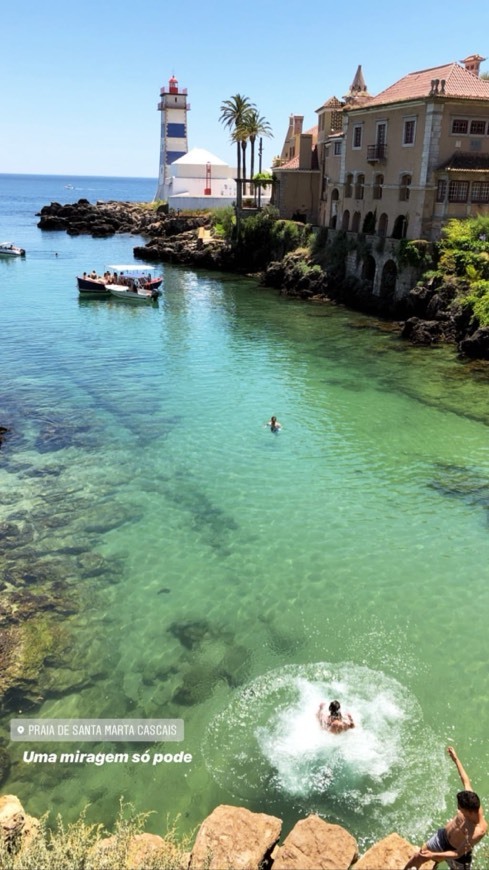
[77,276,110,295]
[0,245,26,257]
[107,284,159,303]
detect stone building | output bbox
[322,53,489,241]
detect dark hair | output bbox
[329,700,341,718]
[457,790,480,812]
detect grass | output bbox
[0,801,193,870]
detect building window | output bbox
[373,174,384,199]
[344,174,353,198]
[448,181,469,202]
[353,125,362,148]
[355,174,365,199]
[399,174,411,201]
[451,119,468,135]
[376,122,387,145]
[470,120,486,135]
[471,182,489,203]
[403,119,416,145]
[436,180,447,202]
[334,141,342,156]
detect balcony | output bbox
[367,144,387,163]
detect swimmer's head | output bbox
[457,791,481,814]
[329,700,341,717]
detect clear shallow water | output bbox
[1,175,489,850]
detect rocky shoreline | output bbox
[37,198,489,360]
[0,793,433,869]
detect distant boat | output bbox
[0,242,26,257]
[64,184,74,189]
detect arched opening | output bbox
[378,213,388,237]
[380,260,398,300]
[329,189,339,228]
[362,211,376,234]
[392,214,408,239]
[362,255,376,282]
[351,211,361,232]
[341,210,350,231]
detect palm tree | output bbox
[243,110,273,195]
[219,94,255,204]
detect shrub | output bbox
[463,279,489,325]
[210,206,235,241]
[0,802,192,870]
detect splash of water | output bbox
[203,662,446,839]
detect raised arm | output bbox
[447,746,472,790]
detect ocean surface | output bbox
[1,174,489,855]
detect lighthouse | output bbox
[155,75,190,201]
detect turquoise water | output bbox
[1,175,489,852]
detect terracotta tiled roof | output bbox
[280,155,300,169]
[438,151,489,171]
[358,62,489,108]
[277,145,319,171]
[305,125,319,143]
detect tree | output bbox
[219,94,255,204]
[242,110,273,195]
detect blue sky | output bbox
[2,0,489,179]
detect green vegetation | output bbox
[0,802,192,870]
[219,94,273,198]
[210,206,235,241]
[237,210,313,269]
[397,238,435,270]
[423,216,489,324]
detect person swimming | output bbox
[317,700,355,734]
[267,415,282,432]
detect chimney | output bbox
[460,54,486,77]
[293,115,304,135]
[299,134,313,170]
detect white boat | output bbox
[106,265,162,303]
[0,242,26,257]
[107,284,160,303]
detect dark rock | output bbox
[400,317,445,345]
[459,327,489,359]
[169,619,210,650]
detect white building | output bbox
[165,147,238,211]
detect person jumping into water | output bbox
[404,746,487,870]
[317,700,355,734]
[267,415,282,432]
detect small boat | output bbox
[0,242,26,257]
[77,274,111,296]
[107,284,160,303]
[108,265,163,295]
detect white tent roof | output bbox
[173,147,228,167]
